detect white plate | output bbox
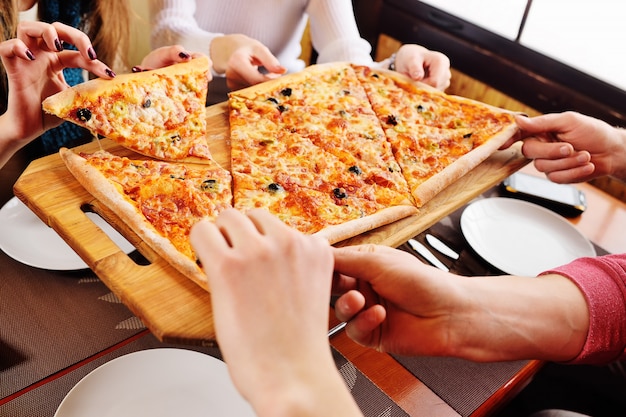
[54,348,255,417]
[0,196,134,270]
[460,197,596,276]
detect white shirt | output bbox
[150,0,375,75]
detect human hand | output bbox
[332,244,458,356]
[0,21,114,155]
[134,45,206,73]
[210,34,286,90]
[190,209,361,415]
[502,112,626,183]
[393,44,451,90]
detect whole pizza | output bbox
[45,59,518,290]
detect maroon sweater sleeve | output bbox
[543,254,626,364]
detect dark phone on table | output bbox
[501,172,587,217]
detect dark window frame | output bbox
[377,0,626,126]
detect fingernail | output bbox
[559,145,571,156]
[132,66,141,73]
[577,153,589,163]
[105,68,116,77]
[54,38,63,52]
[88,47,97,60]
[179,51,191,59]
[26,49,35,60]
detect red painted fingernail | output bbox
[105,68,116,77]
[54,38,63,52]
[132,66,141,73]
[26,49,35,60]
[179,51,191,59]
[88,47,97,60]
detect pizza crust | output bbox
[313,205,418,244]
[59,148,210,290]
[411,123,519,206]
[44,57,210,114]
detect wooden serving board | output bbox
[13,102,528,345]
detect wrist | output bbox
[248,353,361,417]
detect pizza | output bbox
[55,61,519,288]
[43,57,213,164]
[59,148,232,290]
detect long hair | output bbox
[0,0,130,113]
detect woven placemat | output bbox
[1,333,409,417]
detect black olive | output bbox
[277,105,287,113]
[372,73,380,79]
[342,89,351,95]
[267,183,284,193]
[267,97,279,104]
[170,134,181,143]
[348,166,362,175]
[385,115,398,126]
[280,88,292,97]
[463,132,473,138]
[76,108,92,122]
[333,188,347,199]
[143,99,152,108]
[417,105,425,112]
[201,179,218,192]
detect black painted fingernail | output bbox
[179,51,190,59]
[88,47,97,60]
[132,66,141,73]
[54,38,63,52]
[105,68,116,77]
[26,49,35,60]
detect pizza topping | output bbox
[385,115,398,126]
[281,88,292,97]
[77,108,92,122]
[333,187,348,199]
[349,165,363,175]
[143,99,152,108]
[267,183,284,193]
[201,179,219,192]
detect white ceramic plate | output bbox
[54,348,255,417]
[0,196,134,270]
[460,197,596,276]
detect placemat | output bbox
[0,250,147,399]
[1,333,409,417]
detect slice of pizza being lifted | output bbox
[59,147,233,290]
[44,57,213,163]
[352,64,519,207]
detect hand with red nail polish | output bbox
[0,21,115,168]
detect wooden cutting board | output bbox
[13,101,528,345]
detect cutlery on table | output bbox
[425,234,460,260]
[407,239,449,272]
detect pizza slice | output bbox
[352,64,519,206]
[44,57,212,163]
[59,147,232,290]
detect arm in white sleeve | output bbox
[306,0,373,65]
[150,0,220,57]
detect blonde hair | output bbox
[1,0,130,110]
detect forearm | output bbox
[610,127,626,181]
[0,113,39,169]
[248,351,362,417]
[449,274,589,362]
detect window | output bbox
[378,0,626,126]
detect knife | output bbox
[425,234,460,260]
[407,239,449,272]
